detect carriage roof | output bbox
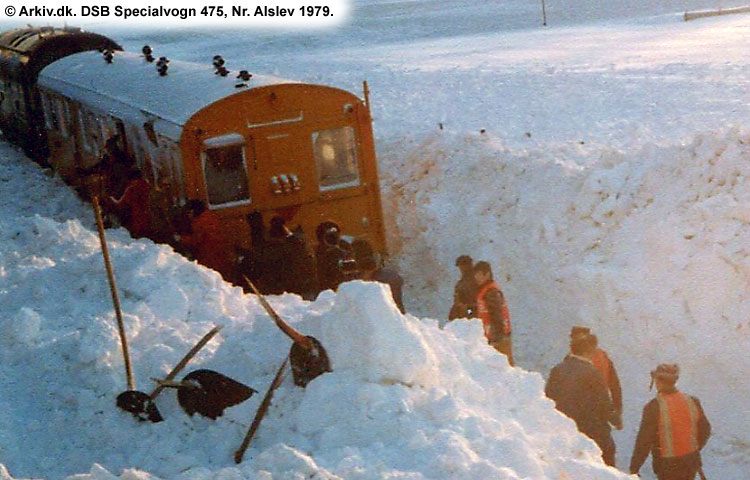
[38,50,296,139]
[0,27,121,80]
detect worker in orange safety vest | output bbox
[630,364,711,480]
[180,199,235,282]
[473,261,513,365]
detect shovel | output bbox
[234,355,289,464]
[244,277,331,387]
[92,196,162,422]
[150,326,257,419]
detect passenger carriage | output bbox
[0,26,120,160]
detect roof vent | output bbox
[156,56,169,76]
[142,45,154,63]
[213,55,230,77]
[235,70,252,88]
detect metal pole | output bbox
[541,0,547,26]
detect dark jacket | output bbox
[449,274,478,320]
[286,229,318,298]
[545,355,614,452]
[251,234,316,297]
[629,388,711,476]
[371,267,405,313]
[316,241,354,292]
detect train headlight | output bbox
[289,173,301,190]
[279,174,291,193]
[270,176,282,194]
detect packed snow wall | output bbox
[380,127,750,470]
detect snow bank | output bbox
[379,126,750,474]
[0,150,629,479]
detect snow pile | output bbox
[380,126,750,474]
[0,150,630,479]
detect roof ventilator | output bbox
[156,56,169,76]
[235,70,252,88]
[213,55,229,77]
[142,45,154,63]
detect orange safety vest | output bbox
[656,392,700,458]
[591,348,612,388]
[476,282,511,336]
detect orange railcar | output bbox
[33,49,386,277]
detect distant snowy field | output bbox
[2,1,750,479]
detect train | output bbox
[0,26,387,287]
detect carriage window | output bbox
[78,111,92,152]
[41,93,56,130]
[56,99,71,137]
[313,127,359,191]
[202,143,250,206]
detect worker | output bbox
[546,331,615,466]
[570,327,623,430]
[630,364,711,480]
[180,199,235,282]
[473,261,513,365]
[448,254,478,321]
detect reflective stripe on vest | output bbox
[656,392,700,458]
[591,349,612,388]
[476,282,511,336]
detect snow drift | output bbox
[0,145,629,480]
[380,126,750,476]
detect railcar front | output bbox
[37,49,386,278]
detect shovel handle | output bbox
[93,196,134,391]
[149,325,222,399]
[244,277,313,350]
[234,356,289,463]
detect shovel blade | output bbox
[177,369,256,419]
[116,390,164,423]
[290,336,331,387]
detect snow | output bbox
[3,1,750,479]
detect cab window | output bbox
[202,139,250,207]
[313,127,359,191]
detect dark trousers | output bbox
[655,455,701,480]
[657,467,698,480]
[490,335,514,366]
[598,432,616,467]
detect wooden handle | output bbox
[234,356,289,463]
[93,196,134,391]
[149,325,222,399]
[244,277,313,350]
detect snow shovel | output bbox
[244,277,331,387]
[148,325,223,400]
[234,355,289,464]
[150,326,256,419]
[92,196,162,423]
